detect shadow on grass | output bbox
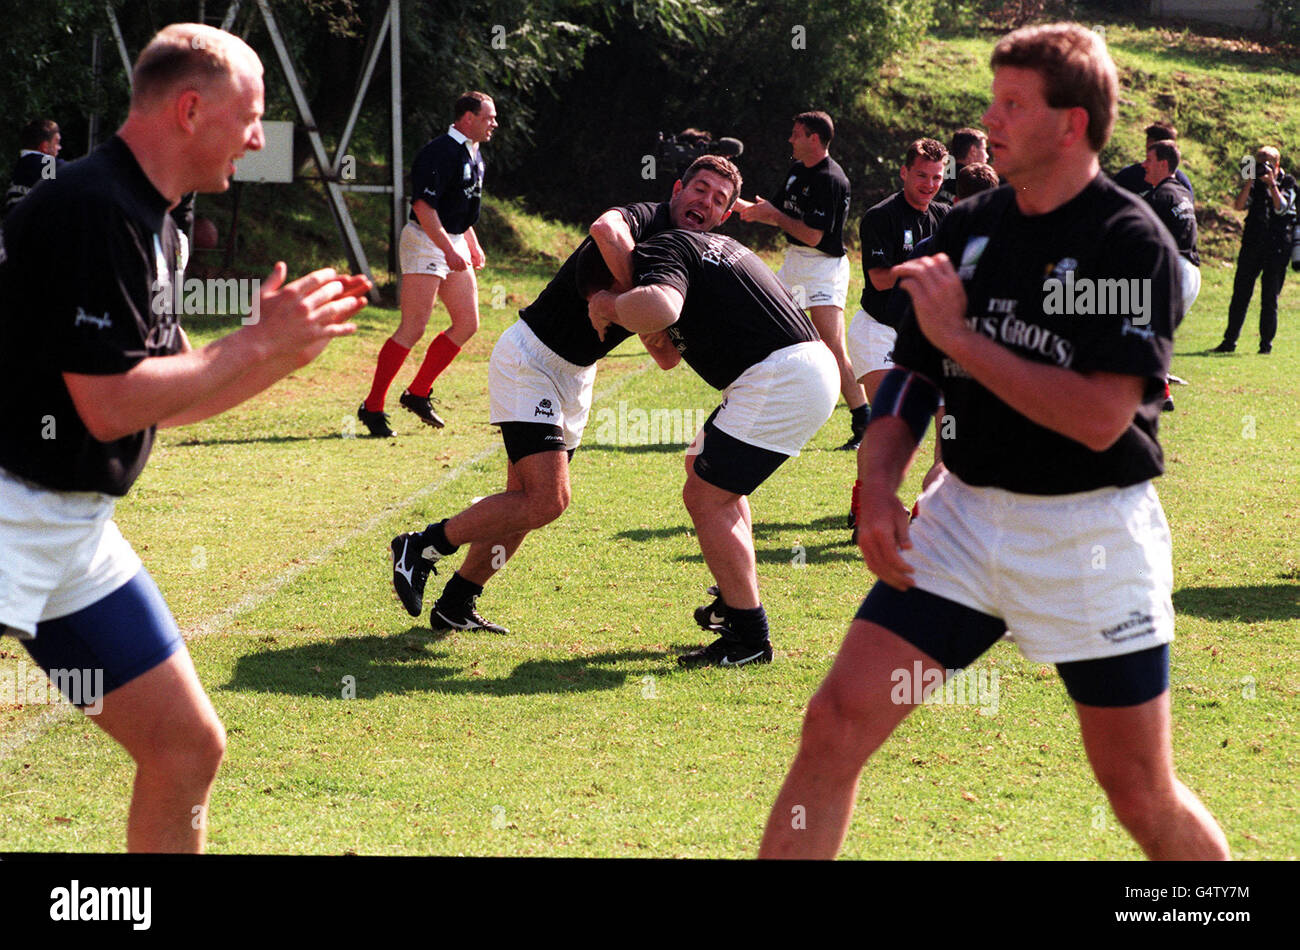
[616,514,846,541]
[1173,582,1299,623]
[614,515,858,565]
[170,432,356,447]
[222,631,680,699]
[578,442,689,455]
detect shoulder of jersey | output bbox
[865,191,900,215]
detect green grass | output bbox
[0,227,1295,856]
[1,17,1297,857]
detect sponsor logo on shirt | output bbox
[700,234,747,268]
[957,235,989,280]
[969,303,1076,367]
[73,306,112,330]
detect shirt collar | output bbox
[447,125,477,156]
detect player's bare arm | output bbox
[856,415,925,589]
[413,199,468,271]
[589,210,637,288]
[610,283,684,334]
[867,266,897,291]
[466,227,486,269]
[894,253,1146,452]
[738,195,823,247]
[65,265,368,440]
[639,329,681,370]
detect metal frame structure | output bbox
[101,0,404,301]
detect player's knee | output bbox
[448,308,480,342]
[1094,764,1169,837]
[524,483,569,528]
[392,317,429,348]
[801,683,879,764]
[681,477,714,517]
[152,715,226,787]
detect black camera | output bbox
[655,128,744,181]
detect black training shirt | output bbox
[859,191,949,324]
[1112,162,1195,202]
[520,201,674,366]
[1240,174,1298,250]
[0,136,185,496]
[775,156,850,256]
[892,176,1177,495]
[4,152,67,218]
[1145,177,1199,266]
[408,130,484,234]
[633,230,819,390]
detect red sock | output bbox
[364,338,411,412]
[1164,379,1171,399]
[850,478,861,522]
[409,332,461,397]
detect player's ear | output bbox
[672,179,684,198]
[1063,106,1090,149]
[175,90,202,134]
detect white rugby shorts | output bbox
[710,341,838,457]
[903,470,1175,663]
[399,222,470,278]
[1177,256,1201,318]
[0,468,142,638]
[489,320,596,451]
[777,246,850,310]
[846,308,897,381]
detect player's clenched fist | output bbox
[892,252,968,351]
[855,482,916,590]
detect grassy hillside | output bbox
[185,15,1300,287]
[849,21,1300,261]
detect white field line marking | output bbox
[0,364,653,762]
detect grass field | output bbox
[0,214,1295,857]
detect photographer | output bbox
[1214,146,1297,354]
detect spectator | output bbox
[1214,146,1297,354]
[4,118,67,218]
[1112,121,1194,199]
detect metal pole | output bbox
[253,0,378,300]
[390,0,404,290]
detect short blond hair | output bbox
[131,24,261,108]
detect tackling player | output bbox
[386,158,738,636]
[585,229,838,667]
